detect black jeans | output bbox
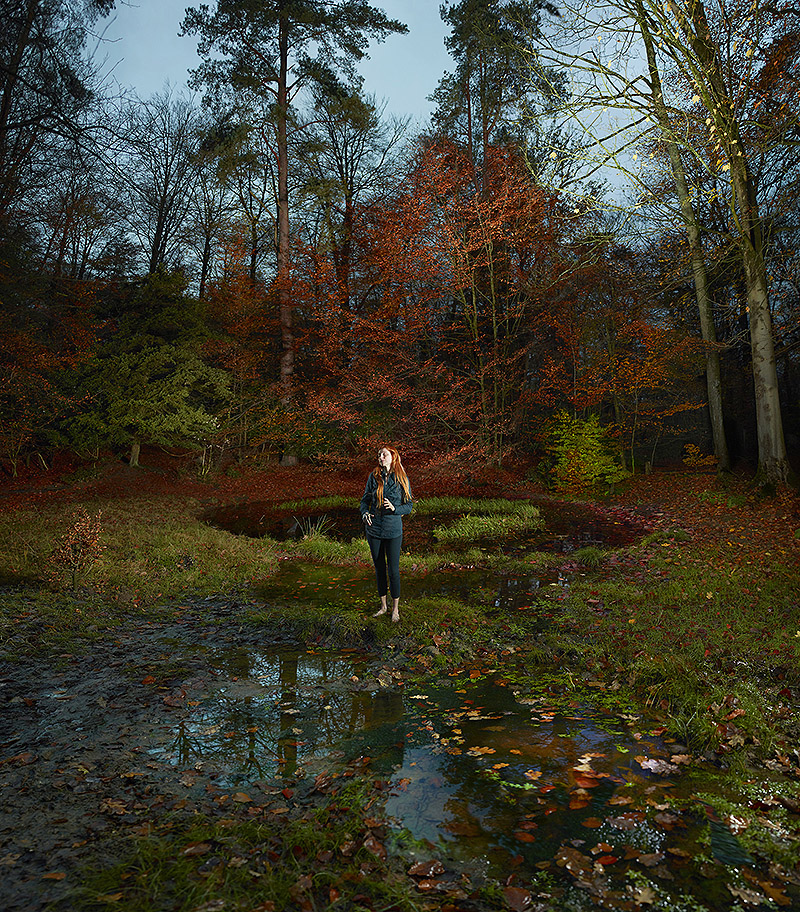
[367,534,402,599]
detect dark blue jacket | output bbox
[360,470,413,540]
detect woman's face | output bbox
[377,447,393,470]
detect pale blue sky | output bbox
[98,0,452,125]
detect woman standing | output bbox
[360,445,413,623]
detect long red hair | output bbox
[372,445,411,507]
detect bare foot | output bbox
[391,609,400,623]
[373,607,387,617]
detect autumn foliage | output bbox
[47,507,104,590]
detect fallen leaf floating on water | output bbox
[590,842,614,855]
[443,819,481,837]
[608,812,645,830]
[759,880,793,906]
[408,860,445,877]
[555,846,595,881]
[628,884,658,904]
[363,834,387,860]
[728,885,767,905]
[574,775,602,789]
[654,811,683,830]
[635,756,680,775]
[666,847,692,859]
[503,885,533,911]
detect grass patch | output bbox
[572,546,604,568]
[433,504,542,542]
[71,780,416,912]
[0,497,277,602]
[275,494,353,511]
[699,489,748,509]
[0,496,279,655]
[549,531,800,752]
[291,534,371,565]
[0,588,130,657]
[414,495,533,514]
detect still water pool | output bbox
[149,640,771,909]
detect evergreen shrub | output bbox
[543,411,628,493]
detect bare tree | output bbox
[112,89,202,274]
[0,0,114,233]
[528,0,794,482]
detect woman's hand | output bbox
[383,498,395,512]
[363,512,373,526]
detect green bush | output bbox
[543,411,628,493]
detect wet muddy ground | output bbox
[3,586,797,912]
[0,600,306,911]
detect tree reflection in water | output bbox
[160,647,406,782]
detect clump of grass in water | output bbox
[294,513,334,538]
[573,545,604,568]
[414,496,533,515]
[292,536,370,564]
[687,784,800,870]
[277,494,353,512]
[433,504,542,542]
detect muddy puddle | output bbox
[147,640,778,908]
[203,497,645,555]
[252,562,562,614]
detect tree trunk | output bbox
[739,225,788,485]
[637,4,730,471]
[199,233,211,300]
[149,208,167,273]
[276,10,294,405]
[129,440,141,467]
[677,0,789,484]
[276,10,296,467]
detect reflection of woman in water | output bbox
[360,445,413,623]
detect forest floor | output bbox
[1,452,799,912]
